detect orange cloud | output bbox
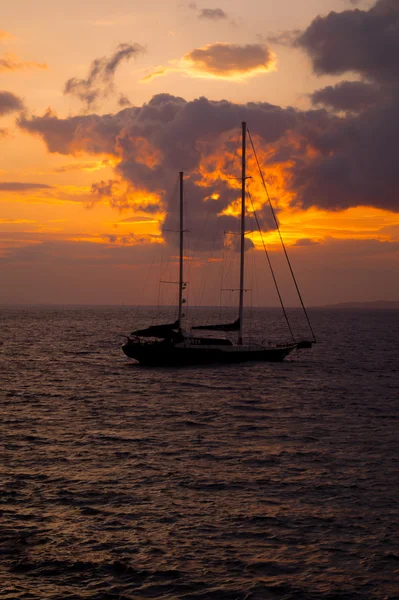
[143,43,276,82]
[0,53,48,72]
[16,92,399,260]
[185,43,276,78]
[141,67,168,82]
[91,178,164,213]
[0,218,36,224]
[0,30,14,42]
[188,129,399,252]
[53,158,118,173]
[114,135,162,169]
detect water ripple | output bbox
[0,306,398,598]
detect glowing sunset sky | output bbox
[1,0,398,305]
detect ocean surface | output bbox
[1,306,398,600]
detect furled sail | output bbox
[192,318,240,332]
[132,319,180,338]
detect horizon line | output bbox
[1,300,398,309]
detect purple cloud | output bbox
[198,8,228,20]
[0,91,24,116]
[0,182,52,191]
[64,43,145,107]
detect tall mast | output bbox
[238,122,246,345]
[178,171,184,328]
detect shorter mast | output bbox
[238,122,246,345]
[178,171,184,329]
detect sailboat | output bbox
[122,122,315,366]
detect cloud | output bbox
[19,108,124,154]
[310,81,386,112]
[118,94,131,107]
[1,233,398,306]
[0,182,52,191]
[117,216,159,224]
[285,0,399,213]
[53,159,113,173]
[198,8,228,20]
[292,238,321,247]
[90,179,162,213]
[0,218,37,224]
[296,0,399,82]
[20,94,299,248]
[141,67,169,82]
[266,29,301,46]
[19,3,399,238]
[0,30,14,41]
[64,43,145,107]
[0,54,47,73]
[0,234,163,267]
[0,91,24,116]
[143,43,276,81]
[185,43,275,78]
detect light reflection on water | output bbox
[0,306,398,599]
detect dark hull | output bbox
[122,341,296,366]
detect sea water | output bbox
[0,306,398,599]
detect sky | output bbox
[0,0,398,306]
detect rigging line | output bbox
[183,181,191,312]
[158,174,179,320]
[247,188,295,342]
[219,240,225,320]
[185,176,215,310]
[156,233,164,322]
[198,225,219,310]
[195,213,213,309]
[221,239,236,311]
[140,243,157,315]
[251,229,260,309]
[247,127,317,342]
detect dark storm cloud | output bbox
[18,108,130,154]
[19,94,297,163]
[0,90,24,116]
[19,88,399,214]
[19,3,399,227]
[296,0,399,82]
[0,182,52,191]
[310,81,386,112]
[20,94,297,249]
[287,0,399,212]
[64,43,144,107]
[162,175,254,252]
[198,8,228,20]
[289,103,399,212]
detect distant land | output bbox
[321,301,399,309]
